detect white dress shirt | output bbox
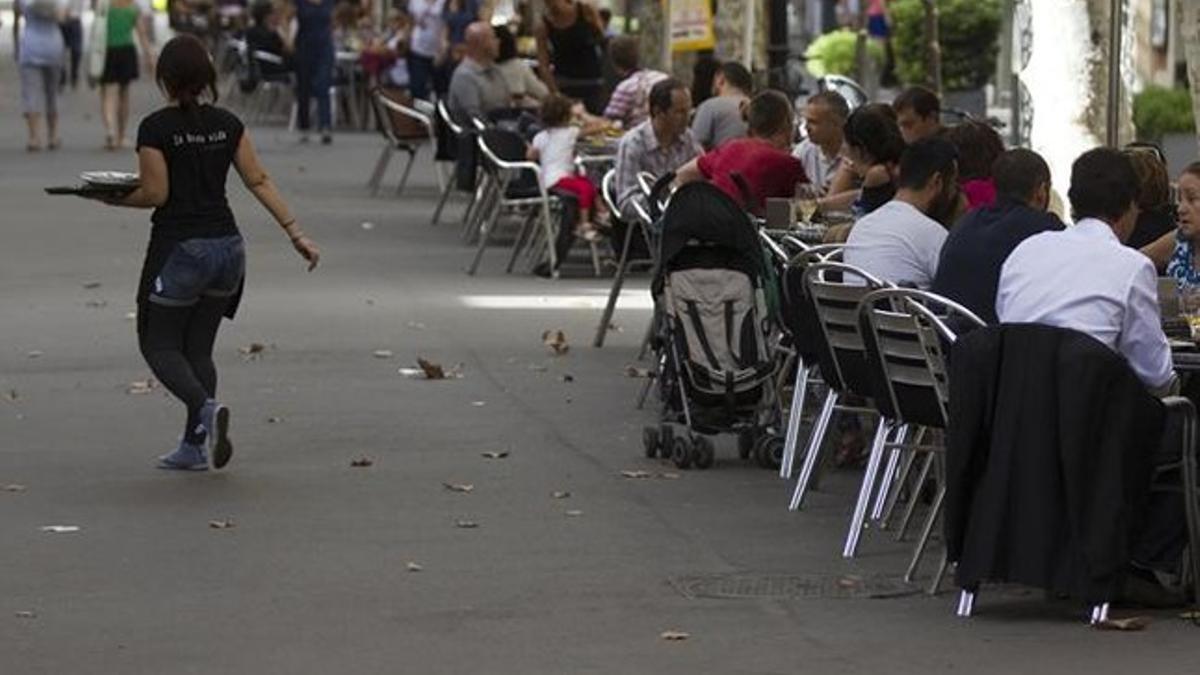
[996,218,1175,390]
[792,139,843,192]
[844,200,947,289]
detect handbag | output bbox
[87,0,110,83]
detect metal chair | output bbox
[368,89,436,198]
[430,100,476,227]
[592,168,658,348]
[467,127,561,277]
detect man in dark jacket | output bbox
[932,149,1063,324]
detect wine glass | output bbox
[796,198,818,224]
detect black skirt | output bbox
[101,45,139,85]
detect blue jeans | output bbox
[150,235,245,307]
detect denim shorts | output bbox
[150,235,246,307]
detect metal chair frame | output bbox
[431,100,477,227]
[593,168,658,348]
[368,91,437,198]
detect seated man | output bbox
[446,21,512,122]
[932,148,1064,324]
[843,137,959,289]
[893,85,943,145]
[674,90,806,214]
[996,147,1176,394]
[603,36,668,129]
[792,90,848,193]
[690,61,752,150]
[613,77,702,224]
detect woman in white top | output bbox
[528,94,603,239]
[406,0,446,99]
[13,0,66,151]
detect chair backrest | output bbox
[803,261,886,395]
[373,89,434,144]
[437,99,465,136]
[780,245,841,362]
[478,127,528,164]
[601,168,620,217]
[858,288,982,426]
[907,295,984,408]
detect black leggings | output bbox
[138,297,229,444]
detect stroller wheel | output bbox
[737,430,758,460]
[671,436,693,470]
[755,436,784,470]
[693,436,715,469]
[642,426,661,459]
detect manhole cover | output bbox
[670,573,921,600]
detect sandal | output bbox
[26,142,42,153]
[47,139,61,151]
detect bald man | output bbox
[447,21,513,121]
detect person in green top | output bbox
[99,0,154,150]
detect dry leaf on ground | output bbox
[406,561,423,572]
[15,611,36,619]
[561,374,575,383]
[660,631,690,641]
[373,350,394,359]
[443,483,475,493]
[455,519,479,529]
[4,389,18,402]
[3,484,27,492]
[208,520,235,529]
[361,221,376,230]
[471,401,486,407]
[551,491,571,499]
[40,525,80,533]
[26,350,43,359]
[620,470,652,479]
[85,300,108,309]
[527,363,549,372]
[82,281,102,289]
[126,379,156,395]
[836,576,863,589]
[607,322,622,333]
[542,329,569,356]
[350,457,374,467]
[1095,616,1150,631]
[267,416,283,424]
[565,510,583,517]
[657,472,681,480]
[406,321,426,330]
[124,311,137,321]
[623,365,654,379]
[1180,610,1200,621]
[417,358,446,379]
[239,342,268,359]
[482,451,509,459]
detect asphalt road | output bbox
[1,38,1196,674]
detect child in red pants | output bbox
[528,95,604,241]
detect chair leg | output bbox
[904,482,945,583]
[462,178,493,243]
[870,425,911,522]
[880,449,919,530]
[395,148,418,197]
[636,313,655,361]
[506,210,538,274]
[539,202,559,277]
[431,174,456,225]
[467,195,503,276]
[894,451,935,541]
[928,548,950,595]
[1089,603,1110,624]
[780,362,812,479]
[368,145,393,196]
[593,223,636,348]
[956,589,976,617]
[789,389,839,511]
[843,419,893,558]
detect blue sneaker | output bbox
[200,400,233,470]
[157,442,209,471]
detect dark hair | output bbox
[648,77,686,116]
[992,149,1051,202]
[843,103,905,165]
[494,24,517,62]
[893,86,940,119]
[1184,161,1200,180]
[897,137,958,190]
[1068,147,1138,222]
[156,34,218,108]
[609,35,640,73]
[718,61,754,94]
[943,120,1004,181]
[598,7,612,22]
[745,90,793,139]
[807,90,849,121]
[540,93,574,127]
[251,0,273,26]
[691,54,719,107]
[1124,146,1170,212]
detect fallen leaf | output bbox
[527,363,549,372]
[365,298,376,306]
[40,525,80,533]
[542,329,569,356]
[620,470,652,479]
[660,630,690,641]
[1180,610,1200,621]
[15,611,36,619]
[3,484,27,492]
[455,519,479,529]
[361,221,376,230]
[406,561,423,572]
[239,343,267,359]
[561,374,575,383]
[373,349,394,359]
[1095,616,1150,632]
[398,368,425,379]
[406,321,426,330]
[443,482,475,493]
[607,322,623,332]
[85,300,108,309]
[4,389,18,402]
[417,358,445,379]
[350,457,374,467]
[82,281,102,289]
[657,472,681,480]
[482,451,509,459]
[126,379,156,395]
[623,365,655,379]
[124,311,137,321]
[26,350,43,359]
[297,165,308,173]
[551,491,571,499]
[836,576,863,589]
[267,416,283,424]
[565,509,583,517]
[208,519,235,529]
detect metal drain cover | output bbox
[670,573,921,600]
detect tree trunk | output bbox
[1181,0,1200,155]
[922,0,942,95]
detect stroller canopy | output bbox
[653,181,765,295]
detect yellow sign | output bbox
[668,0,715,52]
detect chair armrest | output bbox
[252,50,285,66]
[475,138,543,175]
[375,94,433,129]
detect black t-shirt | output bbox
[136,105,245,241]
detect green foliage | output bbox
[804,29,884,78]
[1133,86,1196,140]
[890,0,1002,91]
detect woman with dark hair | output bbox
[494,23,548,106]
[819,102,905,215]
[86,34,320,471]
[674,90,807,213]
[1123,145,1176,251]
[944,119,1004,210]
[536,0,605,113]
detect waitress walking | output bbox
[92,35,321,470]
[293,0,337,144]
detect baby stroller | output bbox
[641,176,783,469]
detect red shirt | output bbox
[696,138,807,213]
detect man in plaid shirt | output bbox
[614,78,702,224]
[603,36,668,129]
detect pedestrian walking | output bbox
[293,0,337,144]
[87,34,321,471]
[14,0,66,151]
[97,0,155,150]
[406,0,446,100]
[59,0,86,89]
